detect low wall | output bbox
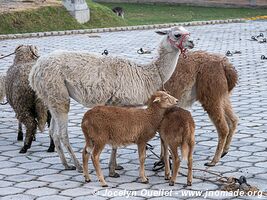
[94,0,267,8]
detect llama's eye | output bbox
[174,34,181,38]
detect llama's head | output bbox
[14,45,39,63]
[148,91,178,109]
[156,26,194,54]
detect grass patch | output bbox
[0,1,266,34]
[0,0,126,34]
[101,3,267,26]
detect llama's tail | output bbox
[0,74,6,103]
[35,97,48,132]
[223,58,238,92]
[181,122,195,161]
[181,142,189,161]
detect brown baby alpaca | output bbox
[159,107,195,186]
[81,91,178,187]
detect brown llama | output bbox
[81,91,178,187]
[159,107,195,186]
[163,50,238,166]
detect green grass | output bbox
[0,1,266,34]
[0,0,126,34]
[101,3,267,26]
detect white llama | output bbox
[29,26,194,172]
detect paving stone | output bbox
[0,168,27,176]
[60,187,94,197]
[36,195,72,200]
[49,180,81,189]
[38,174,70,182]
[1,194,35,200]
[0,180,14,187]
[5,174,36,182]
[25,187,58,196]
[14,181,47,189]
[0,187,25,196]
[28,168,60,176]
[18,162,50,170]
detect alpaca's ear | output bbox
[29,45,39,57]
[155,30,169,35]
[153,97,161,103]
[15,45,23,52]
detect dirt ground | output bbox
[0,0,61,13]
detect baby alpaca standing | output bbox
[160,107,195,186]
[81,91,178,187]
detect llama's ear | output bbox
[29,45,39,57]
[153,97,161,103]
[155,30,169,35]
[15,45,23,52]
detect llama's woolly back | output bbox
[30,51,162,107]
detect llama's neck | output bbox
[149,37,180,83]
[145,105,166,127]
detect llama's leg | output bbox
[153,138,165,170]
[109,147,121,178]
[222,98,238,157]
[114,148,123,170]
[19,116,37,153]
[162,139,171,180]
[91,143,107,187]
[47,135,55,152]
[17,121,23,141]
[47,112,55,152]
[187,142,194,186]
[50,117,75,170]
[56,113,82,172]
[204,104,229,166]
[169,143,180,186]
[138,142,149,184]
[83,143,92,182]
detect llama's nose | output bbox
[188,40,194,49]
[176,100,179,104]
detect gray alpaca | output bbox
[29,26,194,172]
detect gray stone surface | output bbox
[0,20,267,199]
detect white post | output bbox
[62,0,90,24]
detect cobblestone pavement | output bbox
[0,20,267,200]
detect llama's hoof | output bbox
[169,181,174,186]
[19,146,28,153]
[187,181,192,186]
[204,162,216,167]
[17,133,23,141]
[109,172,120,178]
[102,184,108,187]
[65,165,76,170]
[164,175,171,180]
[221,151,228,158]
[115,165,124,170]
[85,178,91,183]
[77,166,83,173]
[33,136,36,141]
[47,146,55,152]
[141,178,149,184]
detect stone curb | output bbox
[0,18,246,40]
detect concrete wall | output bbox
[94,0,267,8]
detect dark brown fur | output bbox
[5,45,54,153]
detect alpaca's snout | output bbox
[188,40,194,49]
